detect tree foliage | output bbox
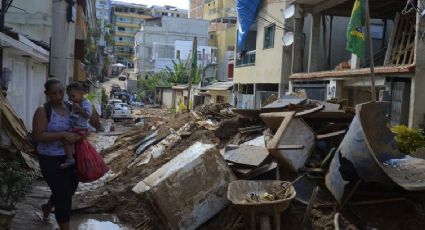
[165,58,201,85]
[137,57,201,99]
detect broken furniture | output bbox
[260,112,316,172]
[326,102,425,203]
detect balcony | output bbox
[236,50,255,67]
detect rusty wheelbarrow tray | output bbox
[326,102,425,203]
[228,180,296,230]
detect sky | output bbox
[117,0,189,10]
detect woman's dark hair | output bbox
[44,79,63,93]
[66,82,84,93]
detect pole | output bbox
[364,0,377,102]
[0,0,7,92]
[201,48,205,87]
[186,36,197,112]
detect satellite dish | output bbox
[282,32,294,46]
[283,4,295,19]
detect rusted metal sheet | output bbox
[326,102,425,203]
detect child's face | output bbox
[67,90,84,103]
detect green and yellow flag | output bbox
[346,0,366,60]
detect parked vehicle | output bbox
[110,84,121,98]
[130,101,145,107]
[111,103,133,121]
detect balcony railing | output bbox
[236,50,255,67]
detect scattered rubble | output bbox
[64,99,425,230]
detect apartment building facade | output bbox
[204,0,237,81]
[134,17,210,76]
[190,0,205,19]
[96,0,112,49]
[111,1,151,67]
[150,5,188,18]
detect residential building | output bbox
[285,1,425,127]
[4,0,51,45]
[150,5,188,18]
[111,1,151,67]
[134,17,211,76]
[155,86,175,109]
[0,31,49,130]
[189,0,205,19]
[96,0,112,49]
[204,0,237,81]
[233,0,288,109]
[47,0,97,84]
[199,81,233,104]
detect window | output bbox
[209,34,214,40]
[176,50,181,59]
[130,8,135,13]
[264,24,275,49]
[119,37,123,41]
[118,27,125,31]
[177,14,180,17]
[371,24,384,40]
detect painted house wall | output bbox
[4,51,47,130]
[233,1,285,85]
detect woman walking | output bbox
[32,79,81,230]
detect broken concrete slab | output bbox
[132,142,236,230]
[224,145,269,167]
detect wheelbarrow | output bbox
[227,180,296,230]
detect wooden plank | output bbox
[390,15,405,65]
[384,12,399,65]
[290,64,415,80]
[316,130,347,140]
[266,112,295,149]
[396,18,408,65]
[295,104,325,117]
[301,186,320,228]
[277,144,304,150]
[402,19,415,65]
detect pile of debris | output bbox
[73,97,425,230]
[0,93,37,172]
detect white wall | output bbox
[5,0,52,44]
[4,51,47,130]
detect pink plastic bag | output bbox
[74,130,109,183]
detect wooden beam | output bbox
[316,130,347,140]
[308,13,321,72]
[312,0,348,14]
[290,64,415,80]
[277,144,304,150]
